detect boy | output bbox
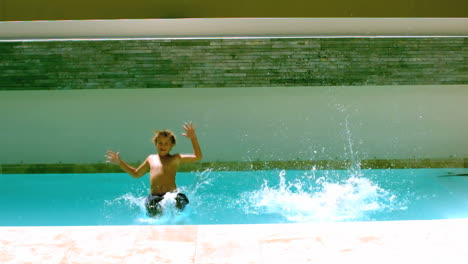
[105,122,202,216]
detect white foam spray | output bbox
[241,170,403,222]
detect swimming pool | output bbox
[2,167,468,226]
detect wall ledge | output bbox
[1,158,466,174]
[1,18,468,41]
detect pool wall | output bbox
[0,19,467,172]
[1,85,467,166]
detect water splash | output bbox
[104,192,146,211]
[342,114,363,177]
[102,167,408,224]
[102,169,218,225]
[137,192,191,225]
[104,192,191,225]
[189,168,215,194]
[241,170,405,222]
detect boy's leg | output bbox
[145,194,164,216]
[175,193,190,210]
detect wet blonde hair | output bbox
[152,130,176,145]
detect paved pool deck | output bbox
[1,219,467,264]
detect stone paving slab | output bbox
[1,219,468,264]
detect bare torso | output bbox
[147,154,180,195]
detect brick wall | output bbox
[0,37,466,90]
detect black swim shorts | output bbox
[145,193,189,216]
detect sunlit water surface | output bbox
[1,168,468,226]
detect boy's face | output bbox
[155,135,175,156]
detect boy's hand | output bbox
[182,122,197,140]
[105,150,121,165]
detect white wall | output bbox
[1,85,467,164]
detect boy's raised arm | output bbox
[179,122,203,163]
[105,151,149,178]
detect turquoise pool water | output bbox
[1,168,468,226]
